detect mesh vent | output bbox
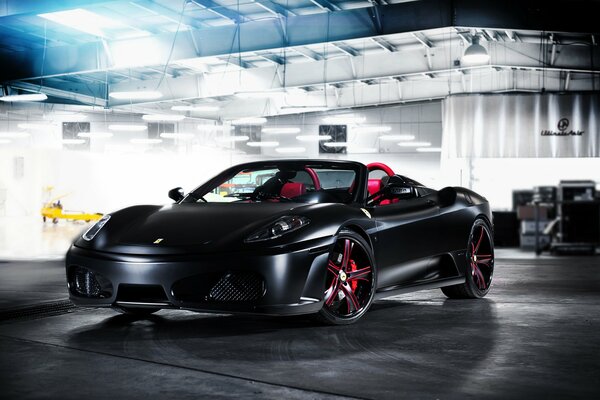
[69,266,112,299]
[208,273,265,302]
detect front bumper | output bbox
[65,237,333,316]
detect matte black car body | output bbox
[66,160,492,317]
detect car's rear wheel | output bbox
[442,218,494,299]
[115,306,160,316]
[315,230,376,325]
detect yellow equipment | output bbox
[41,186,103,224]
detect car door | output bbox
[368,189,440,289]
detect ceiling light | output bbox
[379,134,415,141]
[322,115,365,124]
[197,124,231,132]
[108,124,147,131]
[78,132,113,138]
[130,138,162,144]
[215,135,250,143]
[296,135,332,142]
[142,114,186,122]
[261,127,301,134]
[171,105,220,112]
[109,91,162,100]
[17,123,53,130]
[0,139,11,144]
[353,126,392,134]
[230,117,267,125]
[462,36,490,64]
[0,132,30,138]
[234,91,285,99]
[416,147,442,152]
[0,93,47,102]
[347,147,379,154]
[39,9,123,37]
[398,141,431,147]
[246,141,279,147]
[323,142,350,147]
[275,147,306,154]
[160,132,195,139]
[62,139,86,145]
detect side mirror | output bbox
[168,187,185,202]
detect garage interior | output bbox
[0,0,599,399]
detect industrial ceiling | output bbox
[0,0,598,120]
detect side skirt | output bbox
[374,276,465,300]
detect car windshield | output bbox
[187,162,360,204]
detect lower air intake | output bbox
[208,273,265,302]
[69,266,112,298]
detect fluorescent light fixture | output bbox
[261,127,301,134]
[398,141,432,147]
[230,117,267,125]
[348,147,379,154]
[78,132,113,139]
[379,134,415,141]
[160,132,195,139]
[322,115,365,124]
[235,91,285,99]
[142,114,186,122]
[323,142,350,147]
[62,139,86,145]
[352,126,392,134]
[0,132,30,138]
[0,93,47,102]
[296,135,332,142]
[108,124,147,131]
[275,147,306,154]
[130,138,162,144]
[246,141,279,147]
[39,9,123,38]
[171,105,219,112]
[17,123,53,130]
[109,91,162,100]
[462,36,490,64]
[197,124,231,132]
[49,112,87,121]
[0,139,12,144]
[416,147,442,152]
[216,135,250,143]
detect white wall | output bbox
[0,102,443,217]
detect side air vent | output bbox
[208,273,266,302]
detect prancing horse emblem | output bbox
[153,238,164,244]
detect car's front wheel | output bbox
[315,230,376,325]
[442,218,494,299]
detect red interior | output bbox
[281,182,306,199]
[366,162,398,206]
[368,179,383,196]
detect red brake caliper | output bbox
[349,259,358,291]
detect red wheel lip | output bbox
[468,223,494,291]
[323,236,374,318]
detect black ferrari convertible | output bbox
[66,160,494,324]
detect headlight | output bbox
[246,216,310,242]
[82,215,111,241]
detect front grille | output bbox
[68,266,112,298]
[208,273,265,302]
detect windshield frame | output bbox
[181,160,368,205]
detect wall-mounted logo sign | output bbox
[541,117,584,136]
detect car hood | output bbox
[116,202,302,248]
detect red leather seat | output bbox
[281,182,306,198]
[368,179,383,196]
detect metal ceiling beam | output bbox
[0,0,121,18]
[105,42,599,106]
[2,0,599,82]
[7,80,107,106]
[308,0,341,12]
[189,0,247,23]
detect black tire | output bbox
[52,218,58,224]
[442,218,494,299]
[115,306,160,316]
[314,230,377,325]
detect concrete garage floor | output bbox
[0,255,599,399]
